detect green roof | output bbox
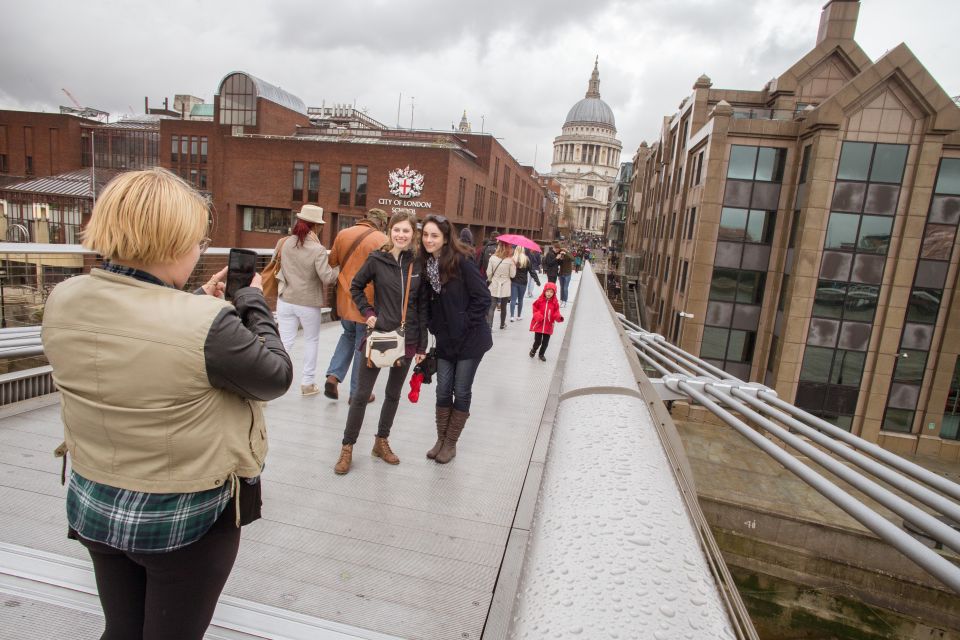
[190,104,214,117]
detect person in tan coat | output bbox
[274,204,339,395]
[324,208,388,402]
[486,241,517,329]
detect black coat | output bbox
[425,255,493,361]
[480,240,498,273]
[511,264,541,287]
[351,249,428,351]
[543,249,559,279]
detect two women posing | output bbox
[334,213,491,473]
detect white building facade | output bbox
[551,60,623,236]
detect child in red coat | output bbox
[528,282,564,361]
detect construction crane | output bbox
[61,88,82,108]
[59,88,109,122]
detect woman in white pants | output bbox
[275,205,339,394]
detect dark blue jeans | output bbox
[436,357,482,413]
[558,274,571,302]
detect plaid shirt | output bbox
[65,263,232,553]
[68,471,231,553]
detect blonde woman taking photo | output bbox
[485,241,516,329]
[41,168,292,639]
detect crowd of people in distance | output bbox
[40,167,603,639]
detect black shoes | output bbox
[529,348,536,358]
[538,354,546,361]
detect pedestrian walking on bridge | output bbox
[529,282,564,361]
[486,241,516,329]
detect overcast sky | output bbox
[1,0,955,174]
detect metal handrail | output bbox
[625,322,960,592]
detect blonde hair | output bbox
[512,245,529,269]
[82,168,209,263]
[494,241,513,260]
[381,211,419,254]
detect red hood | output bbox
[539,282,558,299]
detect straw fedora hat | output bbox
[296,204,325,224]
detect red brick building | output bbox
[1,71,549,251]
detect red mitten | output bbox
[557,315,564,323]
[408,372,424,403]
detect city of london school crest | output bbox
[388,166,425,198]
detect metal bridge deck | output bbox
[0,278,578,640]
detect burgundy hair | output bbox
[292,219,313,247]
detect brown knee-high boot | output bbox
[427,406,452,459]
[435,409,468,464]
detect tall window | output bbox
[942,359,960,440]
[171,135,179,162]
[292,162,304,201]
[339,165,352,206]
[797,142,909,432]
[355,166,368,206]
[308,163,319,202]
[457,177,466,216]
[883,156,960,434]
[219,73,257,126]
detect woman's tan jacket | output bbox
[276,232,339,307]
[41,269,292,493]
[486,256,516,298]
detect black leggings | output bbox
[487,297,508,327]
[78,507,241,640]
[532,332,551,356]
[343,357,413,444]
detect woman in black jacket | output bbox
[420,214,492,464]
[335,211,428,475]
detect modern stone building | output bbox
[621,0,960,459]
[551,60,623,236]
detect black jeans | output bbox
[78,507,241,640]
[532,332,551,356]
[343,357,413,444]
[436,357,482,413]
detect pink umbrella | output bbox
[497,234,542,252]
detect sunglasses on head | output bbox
[426,215,448,225]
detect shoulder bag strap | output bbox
[399,263,414,330]
[340,228,376,269]
[273,236,288,266]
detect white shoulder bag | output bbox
[365,263,414,368]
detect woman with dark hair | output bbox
[275,205,339,395]
[420,214,492,464]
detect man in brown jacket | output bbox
[324,208,388,402]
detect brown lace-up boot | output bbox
[372,436,400,464]
[435,410,469,464]
[427,406,452,459]
[334,444,353,475]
